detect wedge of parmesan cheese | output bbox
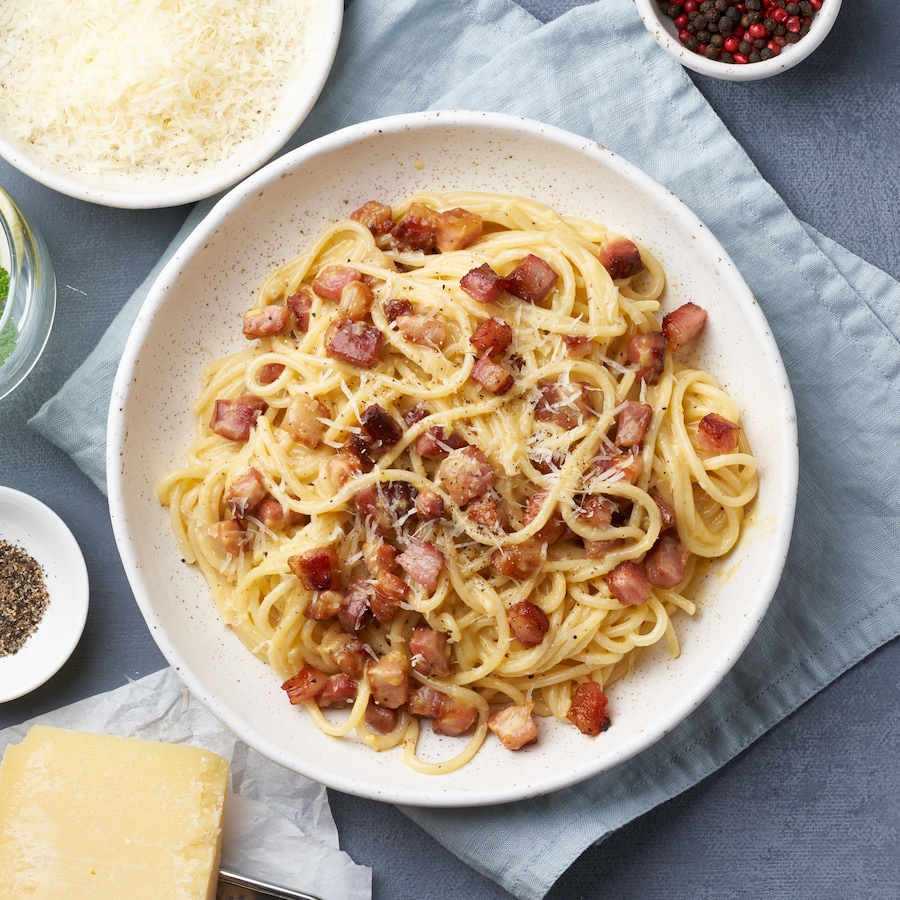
[0,0,315,179]
[0,725,230,900]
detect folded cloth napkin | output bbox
[30,0,900,898]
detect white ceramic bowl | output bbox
[635,0,842,81]
[108,110,798,806]
[0,3,342,209]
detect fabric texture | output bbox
[30,0,900,898]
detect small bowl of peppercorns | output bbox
[635,0,841,81]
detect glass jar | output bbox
[0,187,56,401]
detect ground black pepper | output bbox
[0,539,50,656]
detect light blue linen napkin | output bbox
[30,1,900,898]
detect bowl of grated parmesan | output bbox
[0,0,343,209]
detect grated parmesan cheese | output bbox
[0,0,316,180]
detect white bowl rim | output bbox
[634,0,842,81]
[0,1,343,209]
[108,109,799,806]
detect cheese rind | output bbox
[0,725,229,900]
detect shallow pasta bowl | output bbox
[107,110,798,807]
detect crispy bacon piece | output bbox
[567,682,611,736]
[502,254,558,303]
[391,202,438,253]
[287,288,314,332]
[645,534,690,589]
[366,650,410,709]
[606,560,650,606]
[491,539,546,580]
[662,302,707,354]
[225,468,267,517]
[470,316,512,357]
[351,200,395,236]
[535,379,594,429]
[338,280,374,321]
[471,353,514,395]
[460,263,505,304]
[289,547,342,592]
[627,330,666,385]
[414,425,468,460]
[242,304,290,338]
[330,635,371,678]
[313,264,364,300]
[304,589,343,621]
[338,579,374,633]
[615,400,653,448]
[599,237,644,280]
[326,320,383,368]
[325,447,364,490]
[365,699,398,734]
[317,673,358,708]
[396,539,445,590]
[506,600,550,649]
[210,394,266,442]
[697,413,741,453]
[435,207,483,252]
[383,298,413,322]
[360,403,403,448]
[370,571,409,622]
[521,490,568,542]
[281,665,328,704]
[414,489,445,521]
[355,482,419,536]
[438,446,497,506]
[488,702,538,751]
[209,519,249,556]
[434,696,479,737]
[283,393,329,449]
[395,314,446,349]
[466,494,509,533]
[410,623,452,677]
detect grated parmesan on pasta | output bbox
[0,0,316,179]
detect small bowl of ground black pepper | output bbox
[0,486,88,702]
[635,0,842,81]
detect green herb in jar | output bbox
[0,265,16,367]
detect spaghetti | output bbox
[159,192,758,773]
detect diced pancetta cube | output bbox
[365,699,398,734]
[466,494,509,533]
[365,650,410,709]
[338,280,374,321]
[313,264,364,300]
[615,400,653,448]
[435,207,483,252]
[329,635,371,678]
[251,496,300,532]
[563,335,592,358]
[395,314,446,349]
[242,304,290,338]
[370,571,409,623]
[414,489,445,521]
[490,539,546,580]
[662,302,708,354]
[409,623,452,677]
[288,547,342,592]
[363,538,398,577]
[433,696,478,737]
[488,702,538,750]
[281,665,328,704]
[210,394,266,442]
[470,316,512,357]
[338,579,374,633]
[360,403,403,448]
[599,237,644,280]
[460,263,505,304]
[587,451,644,485]
[414,425,468,459]
[257,363,286,385]
[396,539,445,590]
[576,493,616,529]
[438,445,497,506]
[383,298,413,322]
[225,467,267,517]
[355,482,419,537]
[325,447,364,491]
[407,685,446,718]
[644,534,690,589]
[208,519,249,556]
[696,413,741,453]
[535,379,594,429]
[502,254,558,303]
[326,320,383,368]
[567,682,611,736]
[350,200,395,236]
[650,489,677,531]
[626,330,666,385]
[316,673,358,708]
[471,353,514,394]
[506,600,550,649]
[287,288,314,332]
[304,589,343,621]
[391,202,438,253]
[606,560,650,606]
[585,538,623,560]
[521,490,568,542]
[283,393,329,448]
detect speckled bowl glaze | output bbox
[0,3,342,209]
[635,0,842,81]
[107,111,798,807]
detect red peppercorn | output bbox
[766,39,781,54]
